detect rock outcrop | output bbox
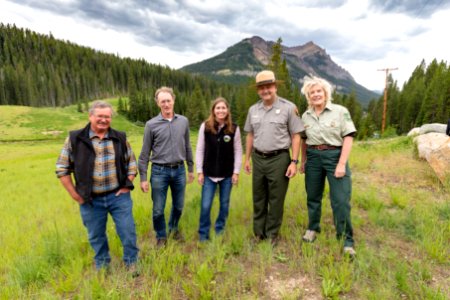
[414,132,450,184]
[407,127,420,137]
[418,123,447,135]
[180,36,379,106]
[429,141,450,184]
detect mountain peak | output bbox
[181,36,379,105]
[286,41,326,58]
[246,35,265,43]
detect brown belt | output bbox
[307,145,342,151]
[254,148,289,158]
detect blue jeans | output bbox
[150,164,186,240]
[79,191,138,269]
[198,176,233,241]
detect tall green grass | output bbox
[0,106,448,299]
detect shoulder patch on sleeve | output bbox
[343,112,352,121]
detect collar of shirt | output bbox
[257,97,281,110]
[89,129,110,139]
[306,101,334,115]
[157,112,179,121]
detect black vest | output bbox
[69,123,134,202]
[203,124,236,177]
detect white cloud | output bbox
[1,0,449,91]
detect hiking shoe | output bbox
[344,246,356,259]
[270,236,280,248]
[252,235,265,245]
[127,264,140,278]
[171,230,184,242]
[156,238,167,248]
[199,235,209,242]
[302,230,317,243]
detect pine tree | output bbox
[117,97,126,115]
[127,75,139,121]
[268,37,293,100]
[77,101,83,113]
[186,83,207,128]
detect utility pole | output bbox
[378,67,398,134]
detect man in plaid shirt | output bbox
[56,101,139,274]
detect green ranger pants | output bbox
[252,151,290,239]
[305,148,354,247]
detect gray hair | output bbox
[89,100,114,115]
[300,76,334,108]
[154,86,176,103]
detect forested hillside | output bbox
[367,60,450,134]
[0,23,448,136]
[0,23,250,128]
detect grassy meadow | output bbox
[0,103,449,299]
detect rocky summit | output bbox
[181,36,379,106]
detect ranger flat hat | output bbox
[255,70,281,86]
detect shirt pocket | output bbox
[250,117,262,131]
[323,119,341,136]
[269,119,288,137]
[303,121,316,138]
[103,147,115,162]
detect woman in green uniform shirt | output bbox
[299,76,357,258]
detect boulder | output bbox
[418,123,446,135]
[407,127,420,137]
[414,133,448,160]
[414,133,450,184]
[429,141,450,184]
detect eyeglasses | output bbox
[94,115,111,120]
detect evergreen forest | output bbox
[1,23,448,138]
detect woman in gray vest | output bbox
[195,97,243,241]
[299,76,357,258]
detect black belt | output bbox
[153,161,184,169]
[254,148,289,158]
[92,187,120,198]
[307,145,342,151]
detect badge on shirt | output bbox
[275,109,280,114]
[344,112,352,121]
[223,135,231,142]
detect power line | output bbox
[377,67,398,134]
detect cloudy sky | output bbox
[1,0,450,91]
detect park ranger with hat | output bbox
[244,70,304,245]
[299,75,357,258]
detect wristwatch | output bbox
[291,159,299,164]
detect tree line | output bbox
[1,23,448,138]
[366,59,450,135]
[0,23,252,129]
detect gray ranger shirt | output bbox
[244,97,304,152]
[138,113,194,181]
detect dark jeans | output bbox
[305,148,354,247]
[252,151,290,239]
[79,191,138,269]
[198,176,233,241]
[150,164,186,240]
